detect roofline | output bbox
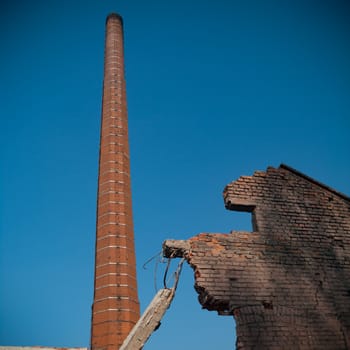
[280,164,350,203]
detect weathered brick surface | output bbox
[91,13,140,350]
[164,164,350,349]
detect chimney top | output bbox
[106,12,123,25]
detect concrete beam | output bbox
[120,288,175,350]
[162,239,190,258]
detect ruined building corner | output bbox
[163,164,350,350]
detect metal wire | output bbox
[163,256,172,289]
[142,251,162,270]
[142,251,163,292]
[143,251,186,292]
[163,252,186,290]
[173,258,185,291]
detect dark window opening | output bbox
[226,200,258,232]
[228,210,258,233]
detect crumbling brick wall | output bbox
[164,164,350,349]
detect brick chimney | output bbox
[91,13,140,350]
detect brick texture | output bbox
[164,164,350,349]
[91,13,140,350]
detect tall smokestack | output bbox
[91,13,140,350]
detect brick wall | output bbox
[164,164,350,349]
[91,14,140,350]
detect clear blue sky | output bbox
[1,0,349,349]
